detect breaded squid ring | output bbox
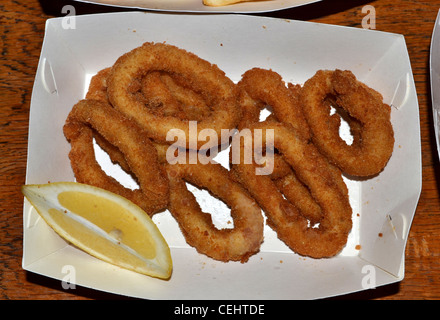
[107,42,240,150]
[84,67,207,172]
[231,121,352,258]
[236,68,349,226]
[63,99,169,216]
[165,161,264,263]
[233,69,352,258]
[300,69,394,176]
[87,67,211,121]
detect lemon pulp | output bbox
[58,191,156,259]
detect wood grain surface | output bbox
[1,0,439,300]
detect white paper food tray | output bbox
[73,0,321,13]
[24,12,421,299]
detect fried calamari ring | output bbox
[233,68,352,257]
[63,99,169,215]
[84,67,207,173]
[85,68,137,174]
[87,67,211,121]
[300,69,394,176]
[236,68,349,225]
[231,121,352,258]
[107,42,240,149]
[165,161,264,262]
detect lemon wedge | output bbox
[22,182,172,279]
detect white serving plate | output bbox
[73,0,321,13]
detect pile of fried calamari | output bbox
[63,42,394,262]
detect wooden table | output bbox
[1,0,439,300]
